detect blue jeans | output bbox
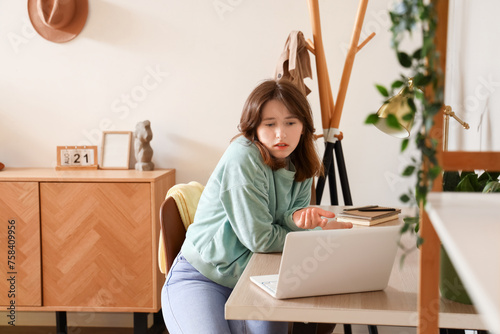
[161,253,288,334]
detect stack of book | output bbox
[337,205,401,226]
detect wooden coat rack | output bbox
[306,0,375,205]
[303,4,376,332]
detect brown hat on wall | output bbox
[28,0,88,43]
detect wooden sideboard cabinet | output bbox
[0,168,175,319]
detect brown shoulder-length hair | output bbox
[237,79,323,182]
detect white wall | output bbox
[445,0,500,151]
[0,0,412,327]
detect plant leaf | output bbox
[456,173,481,192]
[365,113,379,124]
[402,112,414,121]
[402,165,416,176]
[376,84,390,97]
[386,114,401,129]
[397,52,412,68]
[428,166,441,180]
[401,138,409,152]
[412,48,422,59]
[483,181,500,193]
[488,171,500,180]
[400,194,411,203]
[404,216,419,226]
[391,80,405,90]
[415,89,424,100]
[407,97,417,113]
[413,73,432,87]
[400,222,410,234]
[442,171,460,191]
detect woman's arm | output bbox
[220,182,289,253]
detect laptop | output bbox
[250,221,401,299]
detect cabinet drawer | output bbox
[40,182,152,308]
[0,182,41,307]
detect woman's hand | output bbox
[322,219,353,230]
[293,207,353,230]
[292,207,332,229]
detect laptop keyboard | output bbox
[262,280,278,293]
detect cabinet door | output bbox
[0,182,42,306]
[40,182,152,309]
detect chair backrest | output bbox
[159,196,187,274]
[158,181,205,275]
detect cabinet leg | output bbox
[368,325,379,334]
[133,311,166,334]
[134,312,148,334]
[292,322,318,334]
[56,311,68,334]
[151,310,166,333]
[440,329,466,334]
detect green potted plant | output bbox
[365,0,442,257]
[440,171,499,304]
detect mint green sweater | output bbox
[181,136,312,288]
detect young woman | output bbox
[162,79,352,334]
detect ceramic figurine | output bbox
[134,120,154,171]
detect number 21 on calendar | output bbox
[56,146,98,170]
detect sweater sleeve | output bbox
[217,139,297,253]
[281,177,313,231]
[220,180,289,254]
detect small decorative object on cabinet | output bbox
[134,120,155,171]
[100,131,132,169]
[56,146,98,170]
[0,168,175,333]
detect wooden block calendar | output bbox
[56,146,98,170]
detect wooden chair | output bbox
[158,181,205,275]
[159,196,187,274]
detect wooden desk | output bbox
[421,193,500,334]
[226,206,485,330]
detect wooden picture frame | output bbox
[56,146,98,170]
[100,131,132,170]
